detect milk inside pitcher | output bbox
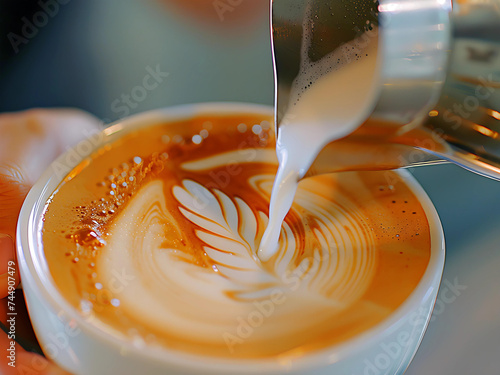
[272,0,500,180]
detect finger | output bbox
[0,108,102,187]
[0,167,30,242]
[0,330,70,375]
[0,234,18,298]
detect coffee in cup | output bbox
[41,111,431,359]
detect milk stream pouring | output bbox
[258,0,500,260]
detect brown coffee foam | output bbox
[41,113,430,359]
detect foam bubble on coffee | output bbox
[258,22,380,261]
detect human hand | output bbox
[0,108,101,374]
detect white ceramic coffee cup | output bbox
[16,103,445,375]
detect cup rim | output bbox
[17,102,445,373]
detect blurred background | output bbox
[0,0,273,120]
[0,0,499,373]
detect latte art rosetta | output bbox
[42,114,431,358]
[99,155,377,351]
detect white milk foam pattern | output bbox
[95,149,381,351]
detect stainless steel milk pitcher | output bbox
[272,0,500,180]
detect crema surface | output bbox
[42,113,430,359]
